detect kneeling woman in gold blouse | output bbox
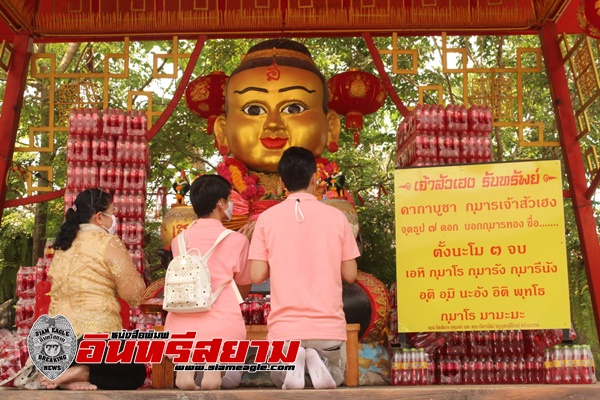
[42,188,146,390]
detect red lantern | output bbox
[579,1,600,39]
[185,71,229,139]
[327,68,386,146]
[584,0,600,30]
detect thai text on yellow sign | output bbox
[394,160,570,332]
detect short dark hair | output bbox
[190,175,232,218]
[53,188,113,251]
[278,147,317,192]
[227,39,328,114]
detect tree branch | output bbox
[133,49,173,103]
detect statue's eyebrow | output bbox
[233,87,268,94]
[279,86,316,93]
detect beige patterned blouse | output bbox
[48,224,146,337]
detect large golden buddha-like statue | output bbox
[214,39,341,174]
[213,39,358,231]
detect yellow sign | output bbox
[394,160,570,332]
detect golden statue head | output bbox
[215,39,341,173]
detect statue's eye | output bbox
[242,105,266,116]
[281,103,306,115]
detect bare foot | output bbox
[59,381,98,390]
[39,365,90,389]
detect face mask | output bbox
[102,213,117,235]
[224,201,233,221]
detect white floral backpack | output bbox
[163,227,242,313]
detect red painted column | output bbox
[0,35,32,225]
[539,23,600,342]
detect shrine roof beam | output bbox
[0,0,580,42]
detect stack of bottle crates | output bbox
[0,330,27,387]
[64,107,149,281]
[391,328,596,385]
[395,104,492,168]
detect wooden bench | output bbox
[151,323,361,388]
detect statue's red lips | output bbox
[260,137,288,149]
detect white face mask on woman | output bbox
[224,201,233,221]
[101,213,117,235]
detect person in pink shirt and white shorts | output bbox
[249,147,359,389]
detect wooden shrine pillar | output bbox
[539,23,600,343]
[0,35,33,225]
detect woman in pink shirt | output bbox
[164,175,253,390]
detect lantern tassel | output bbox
[353,130,360,147]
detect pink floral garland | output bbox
[217,157,265,201]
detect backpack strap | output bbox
[176,232,187,256]
[201,229,234,262]
[202,229,244,306]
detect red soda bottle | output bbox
[473,356,483,384]
[240,296,250,325]
[582,345,595,384]
[418,348,429,385]
[463,355,473,384]
[438,354,448,385]
[517,354,526,384]
[572,345,582,384]
[494,355,505,384]
[552,345,564,384]
[402,349,411,385]
[507,355,517,384]
[535,353,544,384]
[563,345,573,384]
[453,355,463,384]
[251,294,264,325]
[484,355,495,384]
[526,354,535,383]
[544,348,553,384]
[391,348,401,385]
[418,349,427,385]
[409,349,419,385]
[516,330,524,354]
[263,295,271,324]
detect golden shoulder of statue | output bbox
[214,40,341,173]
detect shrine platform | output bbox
[1,384,600,400]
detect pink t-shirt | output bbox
[249,193,360,341]
[164,218,251,341]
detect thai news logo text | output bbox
[75,330,299,372]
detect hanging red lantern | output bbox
[578,1,600,39]
[327,68,386,146]
[185,71,229,141]
[584,0,600,30]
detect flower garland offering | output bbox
[316,157,345,198]
[217,157,266,201]
[218,156,340,202]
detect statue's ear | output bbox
[214,114,228,148]
[326,109,341,146]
